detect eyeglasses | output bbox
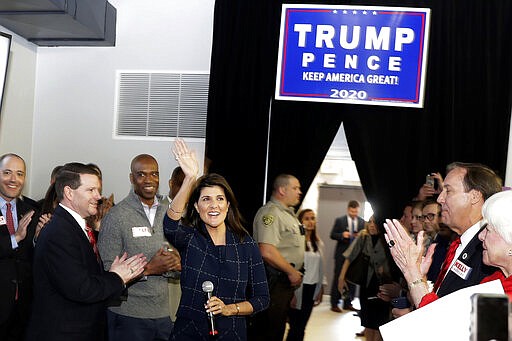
[412,213,439,222]
[416,213,438,221]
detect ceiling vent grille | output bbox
[114,71,209,139]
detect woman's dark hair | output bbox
[298,208,319,252]
[169,166,185,200]
[182,173,249,241]
[41,182,58,215]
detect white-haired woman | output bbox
[476,190,512,298]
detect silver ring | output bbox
[388,240,395,248]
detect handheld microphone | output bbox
[202,280,218,336]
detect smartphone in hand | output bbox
[426,174,435,187]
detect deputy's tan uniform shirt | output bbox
[253,198,305,270]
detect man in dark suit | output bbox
[384,162,501,314]
[431,162,499,298]
[0,153,38,341]
[26,162,147,341]
[329,200,365,312]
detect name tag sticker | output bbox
[451,259,472,280]
[132,226,152,237]
[0,216,5,225]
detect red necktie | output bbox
[85,225,100,262]
[5,202,15,235]
[5,202,18,300]
[433,236,461,292]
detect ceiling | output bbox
[0,0,116,46]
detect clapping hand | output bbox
[110,252,147,284]
[145,248,177,275]
[35,213,51,239]
[383,219,425,275]
[15,210,35,243]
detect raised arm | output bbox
[166,138,199,220]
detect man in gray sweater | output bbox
[98,154,181,341]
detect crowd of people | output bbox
[378,162,512,339]
[1,143,511,341]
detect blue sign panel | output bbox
[275,5,431,108]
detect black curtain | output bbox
[206,0,512,230]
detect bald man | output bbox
[98,154,181,341]
[0,153,38,340]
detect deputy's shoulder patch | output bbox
[262,215,274,226]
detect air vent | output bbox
[114,71,209,139]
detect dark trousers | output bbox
[359,274,391,329]
[286,283,316,341]
[0,291,32,341]
[330,256,357,309]
[107,310,173,341]
[248,269,295,341]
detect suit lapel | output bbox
[15,198,31,220]
[56,206,105,270]
[54,206,93,247]
[441,233,481,289]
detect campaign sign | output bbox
[275,5,431,108]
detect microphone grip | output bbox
[206,292,218,336]
[206,292,214,318]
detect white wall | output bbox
[0,32,37,190]
[0,0,214,201]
